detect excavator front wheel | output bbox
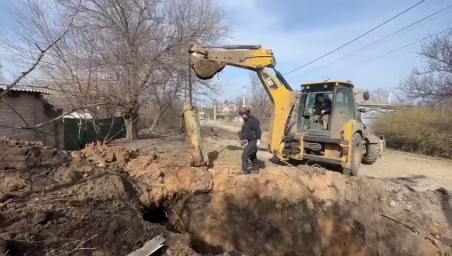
[343,133,362,176]
[350,133,363,176]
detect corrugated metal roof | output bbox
[0,85,53,95]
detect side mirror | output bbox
[363,91,370,101]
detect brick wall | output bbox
[0,92,63,148]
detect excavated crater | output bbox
[137,166,452,256]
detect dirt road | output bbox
[203,120,452,192]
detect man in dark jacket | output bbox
[313,93,331,130]
[237,107,262,175]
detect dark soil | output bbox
[0,138,202,256]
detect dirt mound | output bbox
[0,138,206,256]
[176,167,452,255]
[1,137,452,256]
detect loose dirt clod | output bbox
[192,59,225,80]
[1,136,452,256]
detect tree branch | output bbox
[0,1,80,99]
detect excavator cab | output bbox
[302,92,333,131]
[298,81,358,135]
[282,80,384,175]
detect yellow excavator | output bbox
[189,43,384,176]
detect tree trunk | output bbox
[125,111,139,140]
[149,103,171,132]
[182,103,208,167]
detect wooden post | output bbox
[182,102,208,167]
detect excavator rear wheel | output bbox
[362,143,379,165]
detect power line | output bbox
[323,28,451,75]
[288,4,452,81]
[283,0,427,75]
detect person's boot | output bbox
[238,170,248,175]
[238,160,250,175]
[251,161,260,174]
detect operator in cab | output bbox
[237,107,262,175]
[313,93,331,130]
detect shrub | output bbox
[372,107,452,158]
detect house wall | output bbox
[0,92,63,148]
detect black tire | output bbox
[362,143,379,165]
[350,133,362,176]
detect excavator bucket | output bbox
[191,57,226,80]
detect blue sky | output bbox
[0,0,451,102]
[217,0,452,101]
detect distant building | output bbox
[355,88,408,131]
[215,102,240,120]
[354,88,381,104]
[0,85,64,148]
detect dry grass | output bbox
[372,107,452,158]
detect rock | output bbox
[105,152,116,163]
[0,232,11,240]
[307,182,316,193]
[389,200,396,207]
[305,198,315,211]
[97,161,107,168]
[108,219,119,233]
[0,193,12,203]
[32,212,48,226]
[302,223,312,233]
[70,151,82,159]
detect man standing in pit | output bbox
[237,107,262,175]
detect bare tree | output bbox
[372,87,390,103]
[0,1,80,139]
[399,28,452,105]
[247,73,271,115]
[0,63,3,82]
[3,0,231,140]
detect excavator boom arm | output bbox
[189,43,276,71]
[189,43,299,157]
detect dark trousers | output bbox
[242,139,258,172]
